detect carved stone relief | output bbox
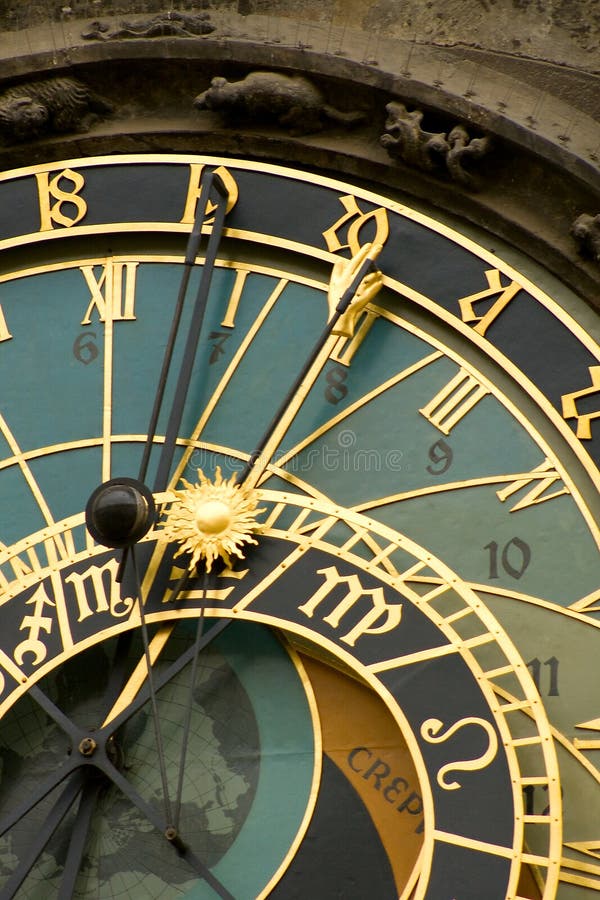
[380,101,492,189]
[82,12,215,41]
[194,72,366,135]
[572,214,600,264]
[0,77,112,144]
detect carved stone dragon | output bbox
[381,102,491,189]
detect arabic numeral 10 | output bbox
[484,537,531,580]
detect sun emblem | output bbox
[158,467,265,572]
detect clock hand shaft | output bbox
[129,545,174,825]
[153,172,229,493]
[173,568,209,829]
[0,770,85,899]
[95,760,235,900]
[138,169,228,486]
[239,251,377,485]
[117,170,229,584]
[57,778,103,900]
[99,629,135,718]
[98,618,231,738]
[0,759,81,839]
[29,684,83,742]
[102,623,173,727]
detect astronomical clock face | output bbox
[0,154,597,899]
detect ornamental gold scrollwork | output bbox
[420,716,499,791]
[322,194,389,257]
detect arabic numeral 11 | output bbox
[527,656,560,696]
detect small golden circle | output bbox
[194,499,232,534]
[157,467,265,572]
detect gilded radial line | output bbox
[265,350,442,480]
[232,515,338,613]
[367,642,460,674]
[0,435,166,474]
[493,681,600,788]
[0,412,57,527]
[352,469,559,513]
[292,513,403,579]
[102,261,114,482]
[245,331,343,491]
[169,276,289,490]
[468,580,600,623]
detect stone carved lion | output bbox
[0,77,112,143]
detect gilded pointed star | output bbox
[158,467,265,572]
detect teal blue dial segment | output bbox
[0,621,317,899]
[0,254,597,613]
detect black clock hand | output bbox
[139,168,230,488]
[128,543,174,827]
[149,249,382,675]
[0,762,82,844]
[172,566,209,831]
[95,617,231,738]
[112,168,230,582]
[238,241,383,488]
[56,778,103,900]
[84,760,235,900]
[152,171,230,493]
[0,770,86,900]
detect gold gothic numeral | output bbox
[220,269,249,329]
[569,589,600,614]
[297,564,402,647]
[64,558,135,623]
[0,529,77,587]
[167,564,250,603]
[36,168,87,231]
[330,309,379,366]
[560,844,600,891]
[419,369,489,434]
[180,163,239,225]
[323,195,389,256]
[13,583,55,667]
[496,458,569,511]
[0,304,12,342]
[457,269,522,336]
[562,366,600,439]
[80,260,139,325]
[573,717,600,752]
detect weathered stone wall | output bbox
[0,0,597,305]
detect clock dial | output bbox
[0,622,319,898]
[0,155,597,898]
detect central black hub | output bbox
[85,477,156,549]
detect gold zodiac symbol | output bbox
[420,716,499,791]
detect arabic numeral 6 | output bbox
[73,331,98,365]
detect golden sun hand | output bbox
[158,467,265,572]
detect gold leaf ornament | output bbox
[158,467,265,571]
